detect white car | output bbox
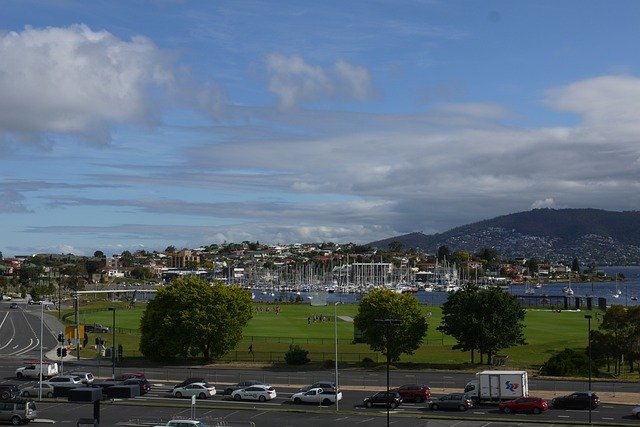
[68,371,94,385]
[42,375,83,386]
[231,384,277,402]
[21,383,55,398]
[173,382,216,399]
[632,406,640,419]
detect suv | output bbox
[68,372,94,385]
[0,385,20,400]
[299,381,337,392]
[363,391,402,408]
[391,384,431,402]
[85,323,109,333]
[0,399,37,425]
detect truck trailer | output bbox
[464,370,528,402]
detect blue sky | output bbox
[2,0,640,257]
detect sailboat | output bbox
[524,282,535,294]
[563,274,574,295]
[612,274,622,298]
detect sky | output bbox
[2,0,640,257]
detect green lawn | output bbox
[67,300,596,369]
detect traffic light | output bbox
[56,347,62,357]
[57,333,64,343]
[61,348,67,357]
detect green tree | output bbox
[93,251,105,258]
[353,288,428,362]
[388,240,404,253]
[139,276,253,362]
[541,348,591,376]
[600,305,629,375]
[437,245,450,262]
[438,286,526,364]
[476,247,499,264]
[571,257,580,273]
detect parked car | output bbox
[428,393,473,411]
[15,362,59,379]
[631,406,640,419]
[499,396,548,414]
[173,382,216,399]
[173,378,206,390]
[9,302,18,309]
[116,372,147,381]
[224,380,268,395]
[0,385,20,400]
[68,371,94,385]
[551,392,600,410]
[84,323,109,333]
[299,381,337,392]
[42,375,83,387]
[123,378,151,395]
[0,398,38,425]
[390,384,431,402]
[363,391,402,408]
[231,385,277,402]
[153,420,207,427]
[20,383,55,398]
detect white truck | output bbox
[463,370,528,402]
[16,362,59,379]
[290,387,343,405]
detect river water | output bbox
[250,266,640,307]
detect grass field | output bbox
[67,299,597,370]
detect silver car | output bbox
[428,393,473,411]
[68,371,94,385]
[21,383,55,398]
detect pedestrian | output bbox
[249,343,253,353]
[308,316,311,325]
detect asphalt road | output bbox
[1,300,640,426]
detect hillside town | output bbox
[0,242,607,298]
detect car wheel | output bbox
[532,407,541,414]
[415,397,424,403]
[259,395,266,402]
[234,394,242,401]
[293,397,301,404]
[365,401,373,408]
[16,373,23,379]
[174,392,182,398]
[459,404,467,411]
[389,402,398,409]
[431,403,439,411]
[503,407,511,414]
[46,391,53,398]
[10,416,21,426]
[1,392,10,400]
[198,392,206,399]
[322,398,331,406]
[22,391,30,397]
[636,411,640,420]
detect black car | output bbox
[173,378,207,390]
[551,392,600,410]
[363,391,402,408]
[224,380,268,395]
[0,384,20,400]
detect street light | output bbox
[374,318,401,427]
[38,300,44,401]
[334,302,341,412]
[108,307,116,379]
[585,314,592,425]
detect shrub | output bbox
[540,348,594,376]
[360,357,376,368]
[322,359,334,369]
[284,344,310,365]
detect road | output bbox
[1,300,640,425]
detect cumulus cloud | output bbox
[0,24,218,146]
[266,54,372,108]
[531,198,556,209]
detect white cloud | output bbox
[265,54,373,108]
[531,198,556,209]
[0,25,173,145]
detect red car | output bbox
[390,384,431,403]
[499,396,548,414]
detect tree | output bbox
[120,251,134,268]
[93,251,105,258]
[571,257,580,273]
[388,240,404,253]
[165,246,176,253]
[438,285,526,364]
[437,245,450,262]
[476,247,499,264]
[139,276,253,362]
[541,348,591,376]
[353,288,428,362]
[600,305,629,375]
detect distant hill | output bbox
[368,208,640,265]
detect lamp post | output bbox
[38,300,44,401]
[374,318,401,427]
[334,302,341,411]
[108,307,116,379]
[585,314,592,425]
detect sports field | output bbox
[69,299,596,370]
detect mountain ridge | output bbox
[367,208,640,265]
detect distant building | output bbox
[168,250,200,269]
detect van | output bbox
[0,399,38,425]
[15,362,59,379]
